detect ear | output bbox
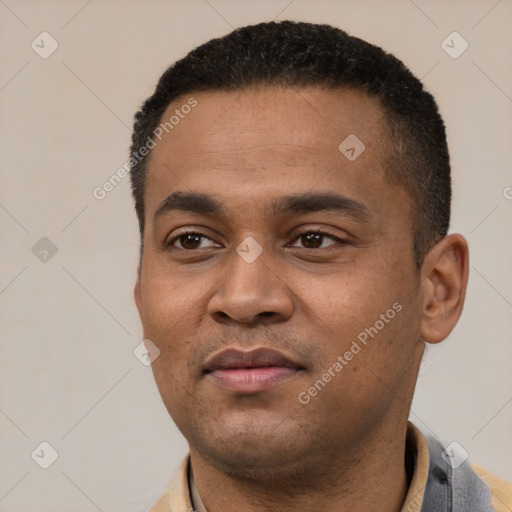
[419,234,469,344]
[134,260,143,318]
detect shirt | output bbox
[149,422,512,512]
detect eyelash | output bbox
[166,229,347,250]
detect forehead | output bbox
[153,86,384,157]
[144,86,408,225]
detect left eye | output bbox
[289,232,340,249]
[167,232,218,250]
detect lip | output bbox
[204,347,303,393]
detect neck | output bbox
[189,418,411,512]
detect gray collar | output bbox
[421,433,495,512]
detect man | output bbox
[129,21,511,512]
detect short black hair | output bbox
[130,20,451,267]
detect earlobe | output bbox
[419,234,469,344]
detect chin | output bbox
[204,442,308,482]
[188,412,325,483]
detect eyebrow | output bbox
[153,191,372,223]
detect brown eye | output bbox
[167,232,218,250]
[291,231,340,249]
[301,233,323,248]
[178,233,202,249]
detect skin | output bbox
[134,86,469,512]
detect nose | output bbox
[207,241,294,326]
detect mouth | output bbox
[203,347,304,393]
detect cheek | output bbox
[302,264,400,330]
[297,300,420,432]
[138,273,198,392]
[139,256,205,335]
[302,254,419,372]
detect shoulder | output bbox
[148,455,192,512]
[472,463,512,512]
[148,492,170,512]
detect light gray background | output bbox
[1,1,511,511]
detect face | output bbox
[134,86,427,478]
